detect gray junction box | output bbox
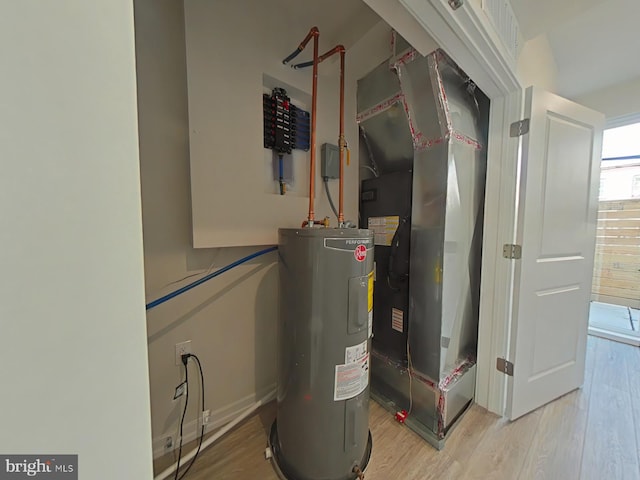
[271,227,374,480]
[321,143,340,179]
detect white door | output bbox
[507,87,604,420]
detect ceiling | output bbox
[281,0,640,98]
[279,0,380,51]
[510,0,640,97]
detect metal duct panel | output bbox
[408,142,448,381]
[370,352,476,449]
[357,60,414,173]
[396,55,444,142]
[357,61,401,113]
[398,50,485,382]
[430,52,482,142]
[439,140,486,377]
[358,109,414,173]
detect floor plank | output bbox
[517,391,588,480]
[580,384,639,480]
[457,410,542,480]
[516,336,598,480]
[580,339,640,480]
[591,334,632,392]
[154,336,640,480]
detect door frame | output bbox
[365,0,524,415]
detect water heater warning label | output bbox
[345,339,367,363]
[335,340,369,401]
[368,216,399,246]
[334,355,369,402]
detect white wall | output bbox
[0,2,153,478]
[516,33,558,92]
[135,0,278,458]
[574,76,640,121]
[184,0,381,247]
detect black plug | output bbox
[181,353,190,366]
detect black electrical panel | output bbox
[263,88,292,154]
[263,88,310,154]
[360,170,413,366]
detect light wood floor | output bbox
[156,336,640,479]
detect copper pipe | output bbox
[283,27,319,65]
[314,45,346,226]
[285,27,319,226]
[317,45,343,63]
[300,27,318,52]
[338,48,345,226]
[287,32,352,227]
[308,30,319,226]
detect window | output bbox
[599,122,640,201]
[632,174,640,198]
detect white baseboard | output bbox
[152,383,276,459]
[588,327,640,347]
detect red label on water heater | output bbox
[354,244,367,262]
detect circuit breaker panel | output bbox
[263,88,310,194]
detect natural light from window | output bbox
[602,123,640,159]
[599,122,640,200]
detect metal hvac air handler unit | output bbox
[358,35,489,448]
[271,228,374,480]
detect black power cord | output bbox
[174,355,190,480]
[174,354,206,480]
[178,354,205,479]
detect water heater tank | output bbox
[270,228,374,480]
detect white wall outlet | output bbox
[175,340,192,365]
[202,409,211,425]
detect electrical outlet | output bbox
[175,340,192,365]
[202,409,211,425]
[164,436,173,451]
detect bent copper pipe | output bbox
[283,27,320,226]
[309,32,319,225]
[338,48,345,226]
[294,44,346,226]
[282,27,319,65]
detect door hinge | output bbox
[510,119,530,137]
[496,357,514,376]
[503,243,522,259]
[448,0,464,9]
